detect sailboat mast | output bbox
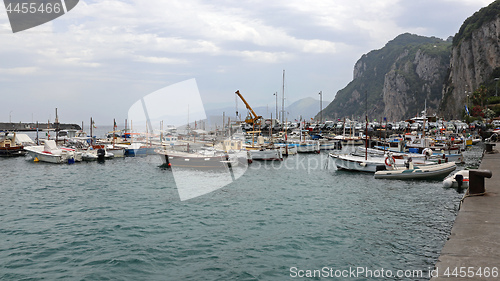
[90,117,93,145]
[365,91,368,161]
[281,70,285,126]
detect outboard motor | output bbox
[455,174,464,189]
[97,148,106,163]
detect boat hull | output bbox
[290,140,320,153]
[157,150,236,169]
[374,162,456,180]
[248,149,283,161]
[329,153,385,173]
[107,147,125,158]
[25,147,65,164]
[0,146,26,157]
[277,144,298,156]
[443,170,469,188]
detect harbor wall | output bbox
[0,122,81,132]
[431,148,500,280]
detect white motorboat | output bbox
[25,140,82,164]
[156,148,239,169]
[443,170,469,188]
[81,148,114,161]
[82,150,98,161]
[329,153,386,172]
[374,161,456,180]
[329,150,434,173]
[372,145,464,164]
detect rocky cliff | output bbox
[320,33,451,121]
[320,1,500,122]
[440,1,500,119]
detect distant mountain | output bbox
[286,97,328,121]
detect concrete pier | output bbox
[432,150,500,280]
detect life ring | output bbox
[385,156,396,166]
[422,148,433,157]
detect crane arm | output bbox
[235,90,262,121]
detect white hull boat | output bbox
[156,148,240,169]
[247,148,283,161]
[372,146,464,164]
[319,140,339,150]
[81,148,115,161]
[329,153,386,173]
[106,146,125,157]
[443,170,469,188]
[25,140,82,164]
[329,151,434,173]
[374,162,456,180]
[276,144,298,156]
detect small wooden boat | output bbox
[374,161,456,180]
[0,132,26,157]
[247,147,283,161]
[245,135,283,161]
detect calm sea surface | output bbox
[0,130,484,280]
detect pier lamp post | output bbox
[495,78,499,97]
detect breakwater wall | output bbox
[0,122,81,131]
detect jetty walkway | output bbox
[432,149,500,280]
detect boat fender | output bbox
[422,148,433,157]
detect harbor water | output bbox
[0,134,484,280]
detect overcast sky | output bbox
[0,0,494,125]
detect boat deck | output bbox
[432,150,500,280]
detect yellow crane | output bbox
[235,90,262,126]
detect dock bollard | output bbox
[468,169,492,195]
[485,142,496,153]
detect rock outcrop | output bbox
[320,33,450,121]
[441,2,500,119]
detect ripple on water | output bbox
[0,145,483,280]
